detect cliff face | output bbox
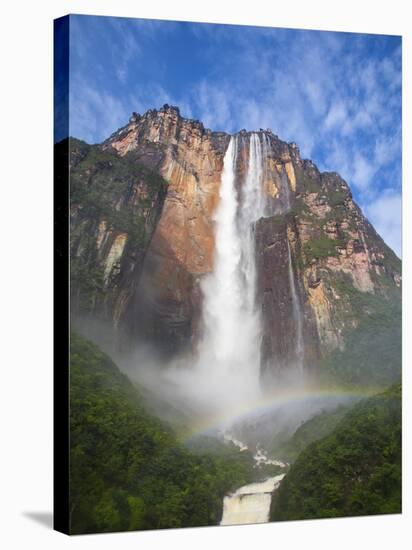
[68,137,168,328]
[101,107,231,354]
[69,105,401,384]
[255,154,402,373]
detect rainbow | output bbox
[177,384,377,442]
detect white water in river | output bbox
[220,433,286,526]
[221,474,285,525]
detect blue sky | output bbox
[66,15,402,256]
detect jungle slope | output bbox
[69,333,256,534]
[270,384,401,521]
[272,404,352,463]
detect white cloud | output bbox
[324,102,347,130]
[324,139,351,177]
[380,56,402,91]
[364,190,402,257]
[374,132,401,166]
[304,80,328,116]
[69,79,131,143]
[193,81,233,132]
[352,152,376,191]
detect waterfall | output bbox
[167,132,308,418]
[220,434,287,526]
[187,134,265,416]
[220,474,285,525]
[198,135,249,375]
[239,133,266,315]
[287,239,304,368]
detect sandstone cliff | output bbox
[68,104,401,385]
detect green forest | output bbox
[272,404,351,463]
[70,332,401,533]
[69,333,256,534]
[270,384,401,521]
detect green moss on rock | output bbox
[303,236,346,261]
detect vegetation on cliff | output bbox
[272,404,352,463]
[320,274,401,387]
[68,137,168,315]
[69,333,255,534]
[302,235,346,261]
[270,384,401,521]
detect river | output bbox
[220,434,287,526]
[220,474,285,525]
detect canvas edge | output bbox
[53,14,70,536]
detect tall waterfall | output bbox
[239,133,266,313]
[287,239,304,369]
[188,134,266,416]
